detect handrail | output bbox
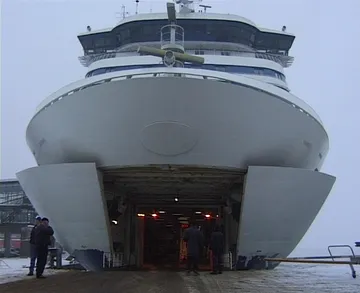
[266,244,360,279]
[328,245,356,260]
[102,252,124,269]
[79,47,293,68]
[328,245,358,278]
[33,67,323,127]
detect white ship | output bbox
[17,1,335,271]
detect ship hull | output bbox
[17,70,335,271]
[26,71,328,170]
[16,163,335,271]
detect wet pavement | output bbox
[0,264,359,293]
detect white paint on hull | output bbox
[33,68,320,122]
[236,166,336,267]
[16,163,112,256]
[26,76,328,171]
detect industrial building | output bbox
[0,179,37,258]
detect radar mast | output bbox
[137,2,205,68]
[175,0,204,14]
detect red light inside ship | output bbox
[205,214,211,219]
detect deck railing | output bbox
[79,48,293,68]
[102,252,125,269]
[34,67,322,127]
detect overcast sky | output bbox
[1,0,359,253]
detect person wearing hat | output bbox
[27,215,42,276]
[34,217,54,279]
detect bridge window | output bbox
[93,68,107,75]
[79,19,294,55]
[86,64,286,81]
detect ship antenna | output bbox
[135,0,139,14]
[121,5,126,19]
[199,4,211,13]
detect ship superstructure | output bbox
[17,1,335,271]
[79,2,292,89]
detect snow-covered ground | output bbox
[0,257,69,284]
[1,257,359,291]
[225,262,360,292]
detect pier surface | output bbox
[0,264,359,293]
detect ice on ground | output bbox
[226,263,360,292]
[1,258,359,291]
[0,258,68,284]
[184,263,360,292]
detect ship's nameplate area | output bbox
[141,122,198,156]
[236,166,336,270]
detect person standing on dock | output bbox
[34,217,54,279]
[209,224,224,274]
[27,215,42,276]
[183,220,203,275]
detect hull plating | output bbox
[26,76,328,170]
[19,75,335,271]
[236,166,335,269]
[16,164,335,271]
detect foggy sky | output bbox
[1,0,359,254]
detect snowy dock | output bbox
[1,259,359,293]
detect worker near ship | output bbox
[34,217,54,279]
[209,224,225,274]
[183,220,203,275]
[27,215,42,276]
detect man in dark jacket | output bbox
[34,217,54,279]
[209,224,224,274]
[183,221,203,275]
[27,215,42,276]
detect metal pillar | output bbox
[4,231,11,258]
[224,211,231,254]
[123,206,131,267]
[135,214,144,268]
[122,204,137,267]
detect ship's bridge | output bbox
[78,12,295,68]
